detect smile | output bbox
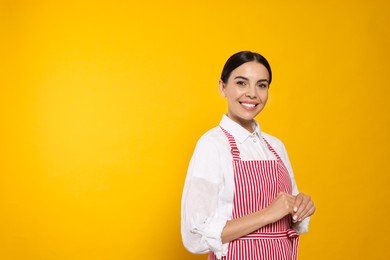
[239,102,258,110]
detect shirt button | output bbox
[253,138,257,143]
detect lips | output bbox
[239,102,258,110]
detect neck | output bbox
[242,123,254,133]
[227,114,255,133]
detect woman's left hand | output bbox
[292,193,316,223]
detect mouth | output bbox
[239,102,258,110]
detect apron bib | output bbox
[209,127,299,260]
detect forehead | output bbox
[230,61,269,80]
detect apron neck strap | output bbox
[219,126,241,160]
[262,137,281,160]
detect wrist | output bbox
[257,208,273,227]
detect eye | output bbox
[236,81,246,86]
[258,83,268,88]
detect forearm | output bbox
[221,208,273,244]
[221,192,298,244]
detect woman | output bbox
[181,51,316,259]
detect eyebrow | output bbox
[234,76,269,83]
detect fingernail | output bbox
[294,207,298,212]
[293,215,298,221]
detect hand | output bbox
[263,192,296,224]
[292,193,316,223]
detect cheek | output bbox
[259,91,269,101]
[225,89,241,100]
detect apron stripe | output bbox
[209,127,299,260]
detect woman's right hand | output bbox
[263,192,296,224]
[221,192,299,243]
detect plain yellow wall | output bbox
[1,0,389,259]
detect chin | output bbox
[238,115,256,122]
[243,111,261,120]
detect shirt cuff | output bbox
[191,215,228,258]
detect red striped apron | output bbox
[209,127,299,260]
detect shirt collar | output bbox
[219,114,262,144]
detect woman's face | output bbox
[219,61,270,132]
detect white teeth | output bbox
[241,103,255,108]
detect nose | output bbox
[245,85,257,98]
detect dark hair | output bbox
[220,51,272,84]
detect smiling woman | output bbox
[219,60,270,132]
[181,51,316,260]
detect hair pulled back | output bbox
[220,51,272,84]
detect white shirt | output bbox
[181,115,310,259]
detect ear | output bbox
[219,80,226,97]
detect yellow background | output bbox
[1,0,389,259]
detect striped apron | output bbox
[209,127,299,260]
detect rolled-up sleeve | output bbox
[181,135,229,258]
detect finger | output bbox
[282,193,297,206]
[296,200,314,221]
[278,192,295,200]
[296,208,316,223]
[304,203,316,220]
[293,193,305,213]
[276,192,296,214]
[278,192,296,206]
[292,194,310,222]
[286,197,296,214]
